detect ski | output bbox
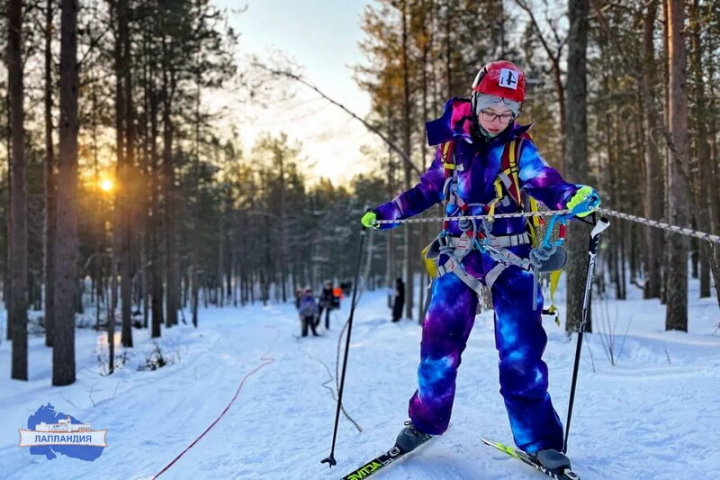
[481,438,581,480]
[339,437,433,480]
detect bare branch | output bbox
[589,0,677,159]
[514,0,560,61]
[252,62,423,177]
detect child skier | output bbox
[360,60,600,473]
[298,287,320,337]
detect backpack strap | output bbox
[440,140,461,230]
[441,140,457,177]
[494,137,542,244]
[497,138,523,207]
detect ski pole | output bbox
[321,227,367,468]
[563,216,610,454]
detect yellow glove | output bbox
[566,185,600,218]
[361,210,379,229]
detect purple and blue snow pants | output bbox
[408,248,564,453]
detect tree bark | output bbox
[44,0,56,348]
[162,36,179,327]
[119,0,133,347]
[642,0,664,299]
[564,0,591,333]
[8,0,28,380]
[53,0,79,386]
[664,0,689,331]
[109,0,124,373]
[689,0,718,300]
[401,0,414,320]
[418,0,430,322]
[191,67,200,327]
[149,71,163,337]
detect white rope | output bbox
[374,209,571,224]
[598,208,720,245]
[374,207,720,245]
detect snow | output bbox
[1,277,719,480]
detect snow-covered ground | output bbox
[1,277,719,480]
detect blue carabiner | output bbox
[540,213,571,250]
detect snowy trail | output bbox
[0,308,286,479]
[1,281,720,479]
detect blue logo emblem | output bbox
[18,404,107,461]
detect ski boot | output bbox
[531,449,573,476]
[394,421,433,453]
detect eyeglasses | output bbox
[479,109,514,124]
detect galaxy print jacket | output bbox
[374,98,579,237]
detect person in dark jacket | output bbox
[317,280,335,329]
[392,278,405,322]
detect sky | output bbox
[212,0,379,186]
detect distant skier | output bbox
[391,278,405,323]
[360,60,600,473]
[298,287,320,337]
[317,280,335,330]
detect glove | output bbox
[566,185,600,218]
[360,210,379,229]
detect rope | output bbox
[374,209,571,225]
[597,208,720,245]
[373,207,720,245]
[152,328,278,479]
[316,339,362,433]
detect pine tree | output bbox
[53,0,80,386]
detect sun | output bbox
[99,179,114,192]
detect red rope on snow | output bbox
[153,330,277,479]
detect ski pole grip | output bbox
[588,217,610,255]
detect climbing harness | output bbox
[422,136,580,321]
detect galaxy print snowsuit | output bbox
[374,98,580,454]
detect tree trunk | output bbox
[418,0,430,322]
[5,90,11,343]
[162,36,178,327]
[109,0,123,374]
[119,0,133,347]
[53,0,79,386]
[44,0,56,348]
[689,0,717,300]
[642,0,664,299]
[150,77,162,337]
[385,105,395,309]
[278,146,287,305]
[564,0,591,333]
[664,0,689,331]
[191,69,200,327]
[704,8,720,307]
[401,0,414,320]
[8,0,28,380]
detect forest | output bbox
[2,0,718,388]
